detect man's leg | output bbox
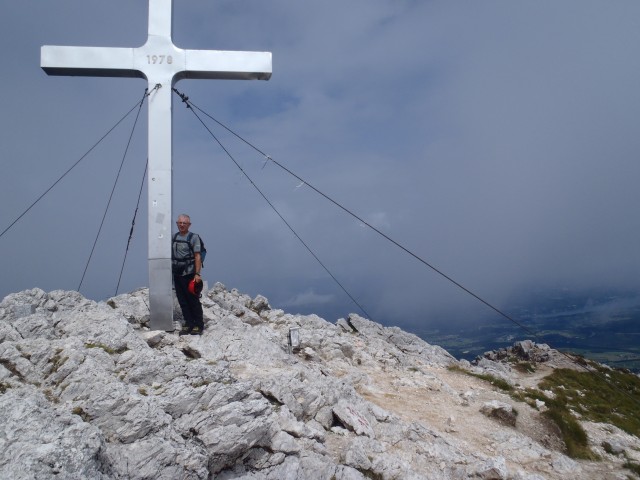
[184,281,204,332]
[189,296,204,331]
[173,274,194,330]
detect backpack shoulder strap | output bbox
[187,232,196,257]
[172,232,195,260]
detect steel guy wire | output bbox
[0,92,153,241]
[174,88,373,320]
[115,158,148,296]
[78,88,152,292]
[173,88,640,407]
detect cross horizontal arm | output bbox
[41,46,143,79]
[180,50,272,81]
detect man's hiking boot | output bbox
[178,326,192,336]
[190,326,203,336]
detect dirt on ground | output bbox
[355,356,636,480]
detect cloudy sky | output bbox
[2,0,639,335]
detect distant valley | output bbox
[417,288,640,372]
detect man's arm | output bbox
[194,252,202,278]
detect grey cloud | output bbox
[1,0,639,335]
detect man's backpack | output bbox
[172,232,207,268]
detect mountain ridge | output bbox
[0,284,638,479]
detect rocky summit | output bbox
[0,284,638,479]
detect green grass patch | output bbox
[543,406,597,459]
[513,362,640,460]
[451,360,640,460]
[48,351,68,374]
[512,361,536,374]
[0,359,24,380]
[43,388,59,404]
[511,384,598,459]
[192,380,211,388]
[623,460,640,476]
[358,469,384,480]
[539,367,640,438]
[448,365,514,392]
[84,342,128,355]
[71,406,91,422]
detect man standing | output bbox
[172,214,204,335]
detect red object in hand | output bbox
[188,278,203,297]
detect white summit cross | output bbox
[41,0,271,331]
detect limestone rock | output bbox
[480,400,517,427]
[477,340,553,365]
[0,386,109,479]
[0,285,630,479]
[250,294,271,314]
[333,400,375,438]
[476,456,508,479]
[472,358,515,386]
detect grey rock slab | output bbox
[0,387,109,480]
[333,400,375,438]
[480,400,517,428]
[476,456,509,480]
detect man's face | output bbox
[176,217,190,235]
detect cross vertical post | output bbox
[41,0,272,330]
